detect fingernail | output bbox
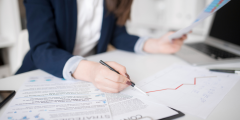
[126,81,132,85]
[125,73,130,79]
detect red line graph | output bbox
[146,76,215,93]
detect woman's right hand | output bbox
[72,60,131,93]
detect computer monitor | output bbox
[209,0,240,46]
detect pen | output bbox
[99,60,148,96]
[209,69,240,74]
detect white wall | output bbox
[0,0,21,75]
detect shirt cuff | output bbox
[134,36,149,54]
[63,56,86,80]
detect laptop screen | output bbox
[209,0,240,46]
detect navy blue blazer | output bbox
[16,0,139,78]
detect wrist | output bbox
[72,60,97,82]
[143,38,159,53]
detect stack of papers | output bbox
[0,76,177,120]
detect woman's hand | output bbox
[143,32,188,54]
[72,60,130,93]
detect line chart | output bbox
[146,76,216,93]
[205,0,229,13]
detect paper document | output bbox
[169,0,230,40]
[122,65,240,119]
[0,76,112,120]
[1,76,178,120]
[106,93,178,120]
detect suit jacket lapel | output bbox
[97,0,113,54]
[65,0,77,53]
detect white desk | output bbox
[1,50,240,120]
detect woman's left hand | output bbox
[143,31,188,54]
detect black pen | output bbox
[209,69,240,74]
[100,60,148,96]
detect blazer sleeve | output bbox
[110,23,140,52]
[24,0,73,78]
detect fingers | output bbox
[99,61,130,83]
[153,31,189,54]
[93,61,131,93]
[170,36,185,53]
[95,77,129,93]
[100,68,129,83]
[106,61,127,76]
[104,61,130,81]
[173,38,184,45]
[175,34,187,41]
[181,34,187,40]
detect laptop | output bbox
[175,0,240,66]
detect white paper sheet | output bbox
[0,76,112,120]
[169,0,230,40]
[121,65,240,119]
[106,93,178,120]
[1,76,178,120]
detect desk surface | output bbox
[1,50,240,120]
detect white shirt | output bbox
[73,0,103,57]
[63,0,148,80]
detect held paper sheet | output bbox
[121,65,240,119]
[169,0,230,40]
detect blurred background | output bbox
[0,0,213,78]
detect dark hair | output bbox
[105,0,133,26]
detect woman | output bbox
[17,0,188,93]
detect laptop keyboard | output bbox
[186,43,240,59]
